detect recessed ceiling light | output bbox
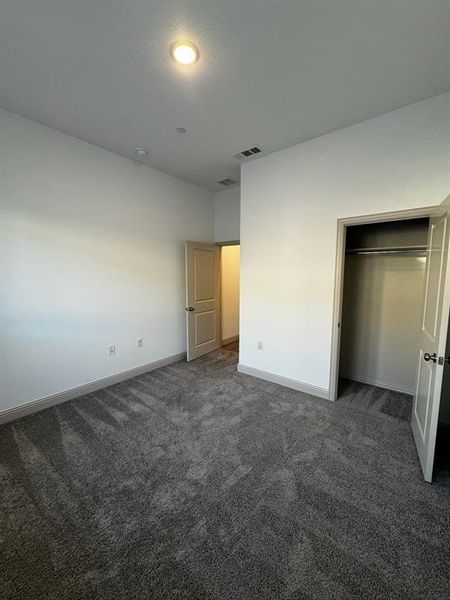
[170,41,199,65]
[135,147,147,156]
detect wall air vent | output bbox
[217,178,237,187]
[233,146,262,161]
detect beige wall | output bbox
[221,246,240,341]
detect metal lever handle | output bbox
[185,306,194,312]
[424,352,437,363]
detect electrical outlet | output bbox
[137,337,143,348]
[257,340,263,350]
[108,344,116,356]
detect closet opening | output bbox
[329,204,450,483]
[337,217,429,416]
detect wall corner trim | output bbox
[0,352,186,425]
[237,363,329,400]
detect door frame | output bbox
[216,240,240,247]
[329,205,442,402]
[216,241,241,347]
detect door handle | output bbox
[423,352,437,363]
[185,306,194,312]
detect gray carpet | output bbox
[1,349,449,600]
[338,378,413,421]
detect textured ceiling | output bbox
[0,1,449,191]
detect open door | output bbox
[412,211,450,482]
[185,241,221,361]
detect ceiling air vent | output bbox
[233,146,262,160]
[217,178,236,187]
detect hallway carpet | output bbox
[1,349,449,600]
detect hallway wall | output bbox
[221,245,240,342]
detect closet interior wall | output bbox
[339,219,429,395]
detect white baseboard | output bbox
[237,363,329,400]
[340,373,414,396]
[222,335,239,345]
[0,352,186,426]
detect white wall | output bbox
[0,108,214,412]
[240,93,450,395]
[221,245,240,342]
[214,187,240,242]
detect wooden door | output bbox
[185,242,221,361]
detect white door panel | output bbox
[414,351,433,441]
[412,212,450,482]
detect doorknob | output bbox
[423,352,437,363]
[185,306,194,312]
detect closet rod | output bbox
[346,245,427,256]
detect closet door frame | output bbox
[329,204,444,403]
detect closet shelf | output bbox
[346,245,427,256]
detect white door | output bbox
[185,241,221,361]
[412,211,450,482]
